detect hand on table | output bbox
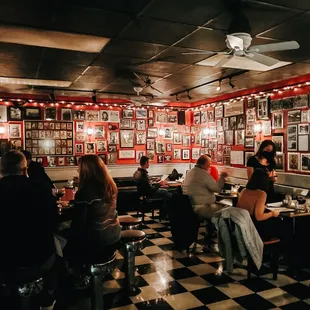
[271,210,280,217]
[220,171,229,179]
[159,179,168,186]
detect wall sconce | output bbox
[87,128,93,136]
[254,123,262,133]
[0,124,5,135]
[203,128,210,135]
[158,129,165,136]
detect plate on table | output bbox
[220,190,232,196]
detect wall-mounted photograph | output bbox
[120,130,134,148]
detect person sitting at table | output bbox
[238,168,283,241]
[183,155,228,220]
[0,150,59,310]
[63,155,121,286]
[133,156,172,216]
[246,140,278,203]
[22,150,54,190]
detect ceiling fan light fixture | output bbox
[216,80,222,91]
[134,86,143,95]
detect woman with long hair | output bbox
[246,140,277,203]
[64,155,120,266]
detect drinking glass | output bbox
[53,188,66,214]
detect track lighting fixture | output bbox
[229,78,235,89]
[187,90,192,100]
[216,79,222,91]
[175,94,180,102]
[49,90,55,101]
[92,90,97,103]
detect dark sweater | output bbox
[0,175,57,268]
[28,161,54,189]
[133,168,160,197]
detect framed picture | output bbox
[235,130,245,145]
[247,99,255,108]
[168,113,177,123]
[173,133,182,144]
[272,135,284,153]
[156,142,165,154]
[155,112,168,123]
[72,110,85,120]
[262,120,271,136]
[95,125,105,139]
[282,97,294,109]
[225,130,234,145]
[67,156,76,166]
[61,108,72,121]
[256,98,269,120]
[146,138,155,150]
[47,156,56,167]
[157,155,164,163]
[119,150,135,159]
[244,137,254,148]
[301,154,310,172]
[254,140,263,153]
[96,140,107,153]
[120,130,134,148]
[136,119,146,131]
[272,111,283,129]
[298,123,309,135]
[120,119,132,129]
[148,110,154,118]
[229,116,237,130]
[223,118,229,131]
[196,133,201,145]
[57,157,65,166]
[217,132,225,145]
[148,119,154,127]
[108,132,119,145]
[99,154,107,164]
[24,107,41,120]
[288,110,301,124]
[224,100,244,117]
[200,111,207,123]
[293,94,308,108]
[10,139,22,150]
[207,109,214,123]
[136,109,147,119]
[275,153,284,171]
[288,152,300,171]
[75,143,83,154]
[76,132,86,142]
[86,110,99,122]
[146,150,155,161]
[182,149,190,160]
[245,124,254,136]
[75,122,84,133]
[100,110,109,122]
[166,143,172,152]
[0,106,8,122]
[164,155,172,162]
[215,105,223,118]
[108,152,117,164]
[245,152,254,165]
[8,107,22,120]
[164,127,173,139]
[9,123,21,138]
[182,135,191,147]
[270,99,283,112]
[192,148,200,160]
[287,125,297,151]
[108,145,117,152]
[236,115,245,129]
[109,110,120,123]
[136,131,146,145]
[147,127,157,138]
[136,150,146,163]
[193,111,200,124]
[45,107,57,120]
[246,108,256,123]
[85,142,96,154]
[298,135,309,152]
[122,109,134,119]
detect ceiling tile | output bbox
[42,49,97,65]
[120,17,196,45]
[143,0,225,26]
[93,54,146,68]
[103,39,167,59]
[176,28,227,51]
[177,65,221,77]
[37,64,87,81]
[206,1,300,36]
[254,0,310,11]
[135,61,188,74]
[0,43,42,61]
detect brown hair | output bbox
[78,155,117,202]
[196,155,209,166]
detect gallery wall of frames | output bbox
[0,91,309,175]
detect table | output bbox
[280,209,310,235]
[215,193,239,208]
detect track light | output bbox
[216,80,222,91]
[175,94,180,102]
[49,90,55,101]
[229,78,235,89]
[187,90,192,100]
[92,90,97,103]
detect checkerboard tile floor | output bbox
[71,211,310,310]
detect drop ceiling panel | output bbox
[177,65,221,77]
[42,49,97,65]
[255,0,310,11]
[142,0,225,26]
[135,61,188,74]
[120,17,196,45]
[93,55,146,68]
[37,64,87,81]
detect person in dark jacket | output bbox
[22,150,54,190]
[64,155,121,267]
[0,150,58,310]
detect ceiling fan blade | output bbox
[248,41,299,53]
[150,85,163,94]
[214,55,234,68]
[182,50,216,55]
[226,34,244,50]
[246,52,279,66]
[133,72,146,82]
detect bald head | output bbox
[196,155,211,171]
[1,150,27,176]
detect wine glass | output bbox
[53,188,66,214]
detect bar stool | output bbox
[137,197,164,222]
[120,230,146,296]
[119,216,142,230]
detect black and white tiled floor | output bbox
[71,211,310,310]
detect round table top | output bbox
[215,192,239,199]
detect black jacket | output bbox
[0,175,58,268]
[133,168,160,197]
[28,161,54,189]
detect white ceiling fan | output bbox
[183,33,300,68]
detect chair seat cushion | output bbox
[119,216,142,225]
[121,230,146,242]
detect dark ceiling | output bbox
[1,0,310,103]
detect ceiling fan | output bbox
[133,72,163,95]
[182,32,299,68]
